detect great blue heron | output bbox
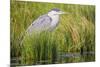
[19,8,67,45]
[26,8,67,34]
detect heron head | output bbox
[48,8,67,16]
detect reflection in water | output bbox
[11,51,95,66]
[60,52,94,58]
[58,51,95,63]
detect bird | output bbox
[26,8,67,35]
[19,8,67,46]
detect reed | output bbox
[10,0,95,65]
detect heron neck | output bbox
[48,14,60,27]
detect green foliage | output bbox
[10,0,95,65]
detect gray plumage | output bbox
[26,14,52,34]
[19,8,67,46]
[26,8,66,35]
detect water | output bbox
[58,51,95,63]
[11,51,95,66]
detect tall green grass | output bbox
[10,0,95,65]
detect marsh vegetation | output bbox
[10,0,95,66]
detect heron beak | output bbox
[58,11,69,14]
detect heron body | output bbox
[19,8,67,45]
[26,14,52,33]
[26,8,66,34]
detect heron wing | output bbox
[27,14,52,33]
